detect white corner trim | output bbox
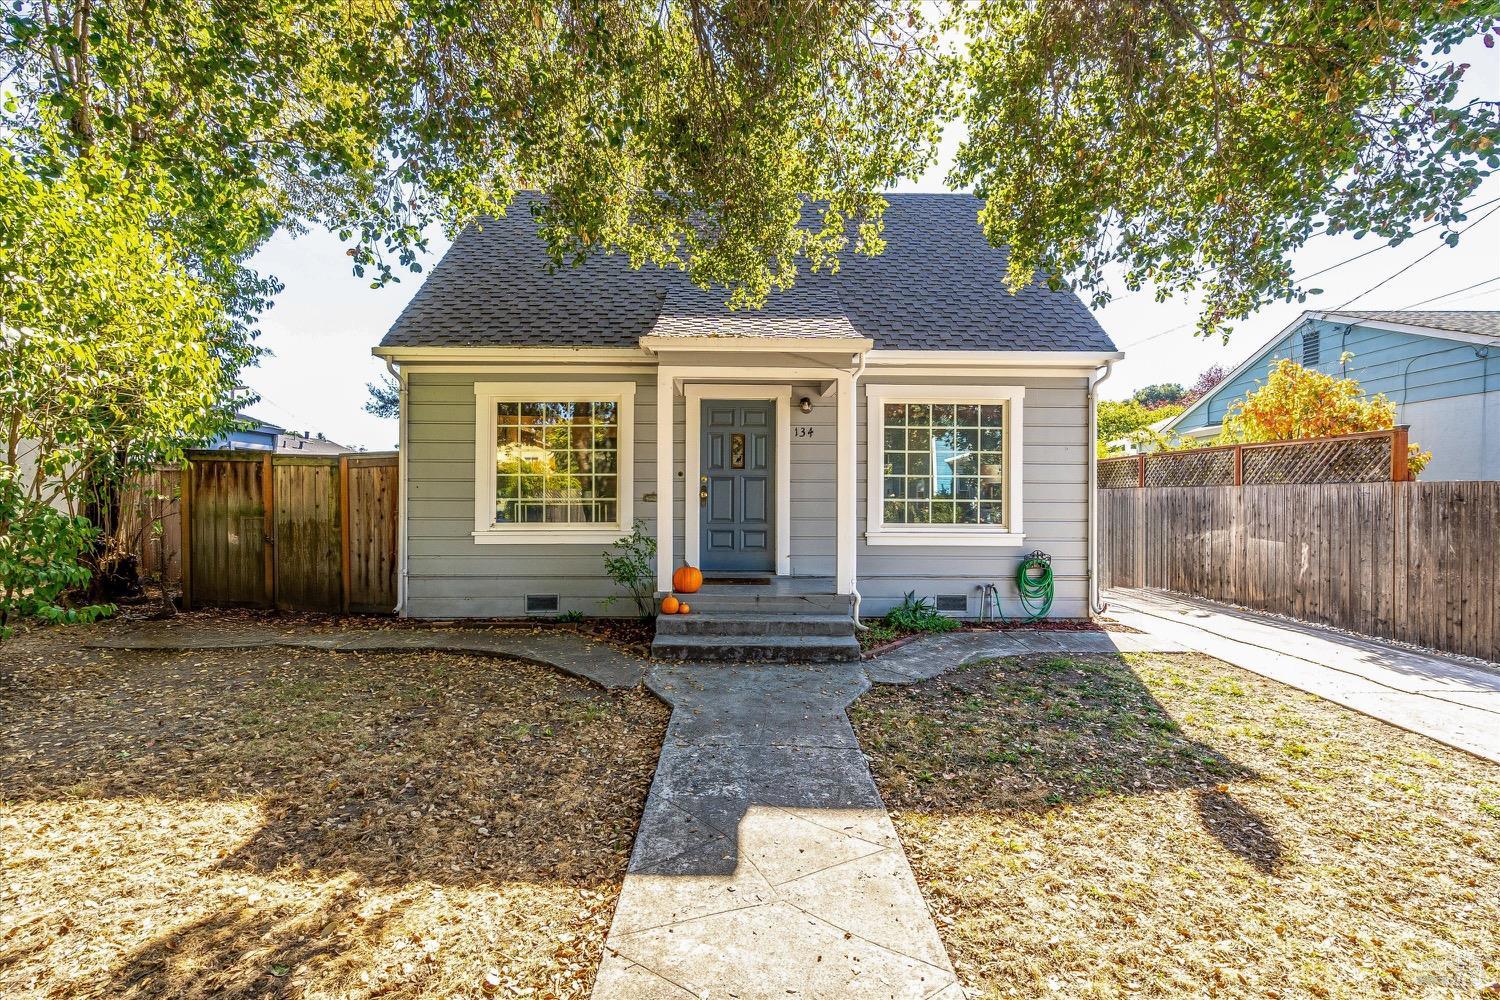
[682,383,793,575]
[655,370,675,593]
[863,383,1025,545]
[471,380,636,544]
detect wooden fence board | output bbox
[124,451,398,613]
[1101,481,1498,662]
[187,455,269,608]
[273,459,343,611]
[346,457,399,613]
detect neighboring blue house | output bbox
[1163,310,1500,480]
[206,412,284,451]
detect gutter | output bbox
[385,358,409,616]
[1087,359,1117,616]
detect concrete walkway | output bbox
[1106,588,1500,764]
[87,620,1184,999]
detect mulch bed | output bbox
[0,623,669,999]
[852,651,1500,999]
[859,617,1106,657]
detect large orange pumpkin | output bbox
[660,595,680,615]
[672,564,703,594]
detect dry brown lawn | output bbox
[0,623,668,999]
[852,652,1500,1000]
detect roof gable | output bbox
[1164,310,1500,432]
[378,193,1115,354]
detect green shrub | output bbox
[884,591,960,634]
[0,468,113,640]
[601,520,657,618]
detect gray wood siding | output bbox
[402,367,1092,619]
[404,369,658,618]
[855,374,1091,619]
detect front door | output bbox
[700,400,775,572]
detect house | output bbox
[275,431,351,455]
[1162,310,1500,480]
[372,193,1122,657]
[206,413,352,455]
[207,412,284,451]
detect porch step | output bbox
[673,592,854,615]
[655,612,855,638]
[651,633,862,664]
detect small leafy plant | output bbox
[0,468,114,641]
[601,520,658,618]
[884,591,960,635]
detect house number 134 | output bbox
[794,427,815,438]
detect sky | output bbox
[242,36,1500,451]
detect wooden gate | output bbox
[176,450,398,612]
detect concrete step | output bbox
[654,612,855,638]
[674,592,854,615]
[651,634,862,664]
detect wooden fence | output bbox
[123,451,398,613]
[1100,481,1499,662]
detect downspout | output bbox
[385,358,409,616]
[1087,359,1117,616]
[849,349,869,630]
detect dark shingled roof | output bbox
[379,193,1117,353]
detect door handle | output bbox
[699,475,708,505]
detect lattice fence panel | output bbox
[1098,457,1140,490]
[1143,449,1234,487]
[1242,435,1392,485]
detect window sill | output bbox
[472,528,628,545]
[864,528,1026,547]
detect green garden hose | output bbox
[1015,551,1054,621]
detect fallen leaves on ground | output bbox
[0,621,668,999]
[852,652,1500,999]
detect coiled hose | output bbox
[1015,550,1054,621]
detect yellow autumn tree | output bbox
[1215,358,1430,476]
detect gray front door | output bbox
[701,400,775,572]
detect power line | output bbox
[1335,203,1500,310]
[1297,195,1500,284]
[1106,192,1500,350]
[1396,274,1500,310]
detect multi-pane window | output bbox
[880,402,1007,526]
[494,400,619,524]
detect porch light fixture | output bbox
[799,397,813,414]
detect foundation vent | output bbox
[935,594,968,613]
[525,594,560,615]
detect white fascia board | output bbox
[864,350,1124,367]
[639,335,874,354]
[373,345,651,362]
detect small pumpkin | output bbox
[660,595,680,615]
[672,564,703,594]
[677,603,691,615]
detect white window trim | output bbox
[472,380,635,544]
[863,383,1025,547]
[683,383,792,576]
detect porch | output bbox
[649,576,860,662]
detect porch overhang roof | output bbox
[639,334,874,355]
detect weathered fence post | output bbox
[1391,426,1409,482]
[180,464,193,610]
